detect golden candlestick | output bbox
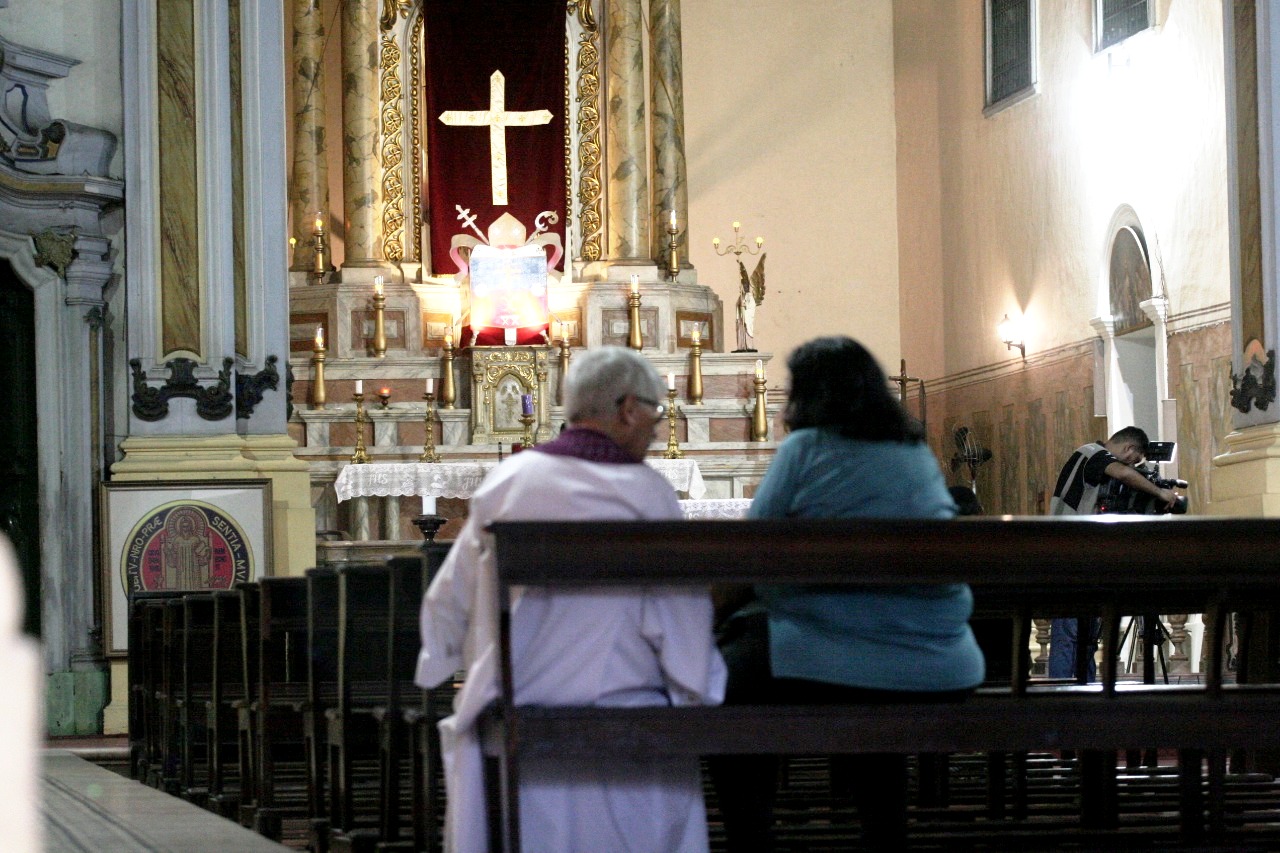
[557,336,572,405]
[372,285,387,358]
[351,392,370,463]
[518,413,536,450]
[311,343,327,409]
[312,215,327,283]
[627,290,643,350]
[688,336,704,405]
[663,388,683,459]
[440,339,456,409]
[420,392,443,463]
[666,213,681,280]
[750,376,769,442]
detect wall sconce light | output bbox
[998,314,1025,358]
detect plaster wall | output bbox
[895,0,1230,381]
[678,0,903,370]
[0,0,124,181]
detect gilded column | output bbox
[290,0,330,270]
[604,0,648,260]
[649,0,688,266]
[341,0,382,266]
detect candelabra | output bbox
[372,276,387,358]
[557,334,572,405]
[663,388,684,459]
[712,220,765,259]
[351,391,370,463]
[440,338,456,409]
[419,391,443,463]
[750,374,769,442]
[627,280,643,350]
[518,413,536,451]
[688,331,704,405]
[312,215,328,284]
[311,339,327,410]
[666,213,681,280]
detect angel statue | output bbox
[735,253,766,352]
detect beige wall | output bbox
[895,0,1230,381]
[682,0,903,372]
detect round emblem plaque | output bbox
[120,500,254,594]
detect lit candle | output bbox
[670,210,677,229]
[755,359,764,381]
[521,393,534,416]
[712,237,720,248]
[426,376,434,394]
[314,215,324,234]
[355,379,363,395]
[692,325,700,345]
[315,325,325,350]
[756,236,764,247]
[374,275,384,296]
[733,220,741,231]
[444,330,453,349]
[667,372,676,391]
[289,236,297,249]
[630,274,639,294]
[378,386,391,397]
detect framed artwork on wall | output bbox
[99,479,273,657]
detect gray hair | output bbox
[564,346,664,422]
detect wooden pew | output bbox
[483,517,1280,852]
[305,566,340,852]
[128,590,187,784]
[234,581,261,826]
[179,592,216,806]
[206,587,250,818]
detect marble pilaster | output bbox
[341,0,382,266]
[649,0,689,265]
[604,0,648,260]
[290,0,330,270]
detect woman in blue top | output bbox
[709,336,985,852]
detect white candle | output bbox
[355,379,363,395]
[667,372,676,391]
[373,275,384,296]
[426,376,434,394]
[692,325,700,345]
[670,210,677,229]
[630,274,639,294]
[315,325,324,350]
[445,331,453,349]
[755,359,764,381]
[314,214,324,233]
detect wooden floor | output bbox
[42,749,292,853]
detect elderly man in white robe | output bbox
[416,346,727,853]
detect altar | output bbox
[335,459,709,539]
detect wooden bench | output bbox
[484,516,1280,851]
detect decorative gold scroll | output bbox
[411,14,423,264]
[573,4,603,262]
[380,34,405,263]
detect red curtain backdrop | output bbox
[423,0,568,277]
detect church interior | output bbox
[4,0,1280,849]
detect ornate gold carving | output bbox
[32,228,76,277]
[411,14,423,265]
[380,35,405,263]
[380,0,411,32]
[575,23,603,261]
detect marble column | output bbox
[604,0,648,260]
[290,0,330,270]
[649,0,689,266]
[341,0,382,266]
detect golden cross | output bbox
[439,70,553,206]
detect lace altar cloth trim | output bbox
[679,499,752,520]
[335,458,706,502]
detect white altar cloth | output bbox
[679,498,752,520]
[335,458,706,502]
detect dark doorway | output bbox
[0,260,40,637]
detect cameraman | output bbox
[1046,427,1178,679]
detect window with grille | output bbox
[985,0,1036,111]
[1096,0,1152,52]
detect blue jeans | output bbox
[1048,617,1101,681]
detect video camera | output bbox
[1096,441,1189,515]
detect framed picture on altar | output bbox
[99,479,273,657]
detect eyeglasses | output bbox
[616,394,666,419]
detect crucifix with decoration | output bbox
[438,69,553,206]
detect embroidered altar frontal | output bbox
[424,0,569,275]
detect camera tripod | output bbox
[1117,612,1173,685]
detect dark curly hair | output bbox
[783,336,924,443]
